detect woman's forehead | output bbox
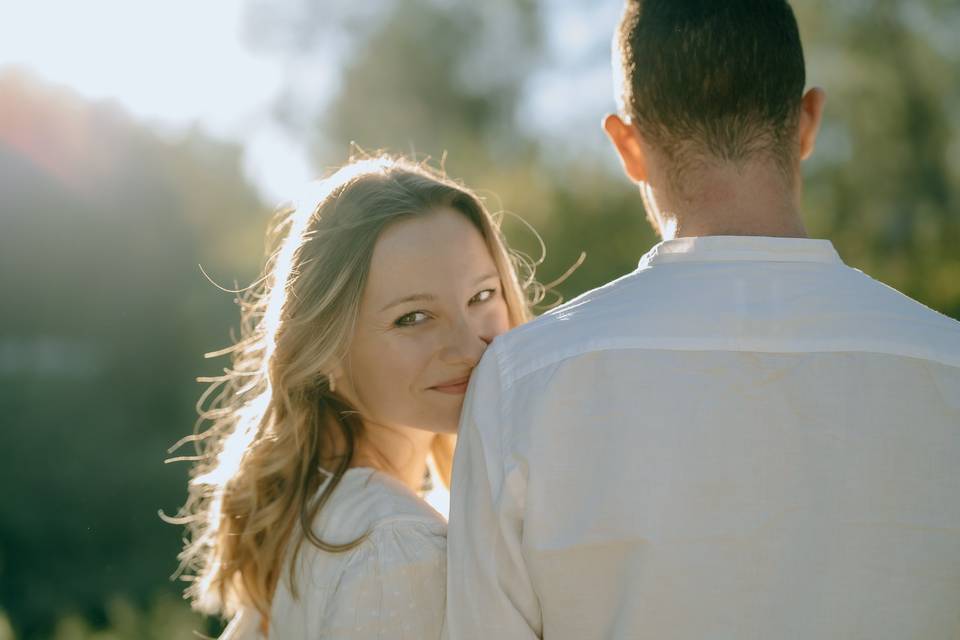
[364,209,497,305]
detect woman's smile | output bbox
[429,375,471,395]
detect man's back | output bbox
[446,236,960,639]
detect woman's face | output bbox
[338,207,511,434]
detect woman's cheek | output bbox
[382,335,430,387]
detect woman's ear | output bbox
[326,361,347,395]
[603,114,649,183]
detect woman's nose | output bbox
[439,315,491,367]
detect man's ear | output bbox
[603,114,648,183]
[798,87,826,161]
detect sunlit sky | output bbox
[0,0,621,204]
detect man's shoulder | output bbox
[492,267,653,384]
[490,261,960,386]
[839,268,960,362]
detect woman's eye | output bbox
[470,288,497,304]
[394,311,429,327]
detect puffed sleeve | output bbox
[320,519,447,640]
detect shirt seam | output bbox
[490,339,509,495]
[366,515,447,535]
[490,339,546,629]
[502,341,960,389]
[640,237,841,266]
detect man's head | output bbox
[604,0,825,238]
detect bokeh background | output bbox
[1,0,958,637]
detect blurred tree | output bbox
[46,593,207,640]
[0,70,267,638]
[247,0,542,166]
[797,0,960,318]
[323,0,541,170]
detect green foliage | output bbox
[0,611,14,640]
[0,71,268,638]
[327,1,538,150]
[797,0,960,317]
[0,595,215,640]
[53,595,215,640]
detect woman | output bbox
[167,155,538,638]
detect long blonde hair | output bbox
[166,155,538,621]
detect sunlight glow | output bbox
[0,1,279,129]
[193,391,271,488]
[0,0,324,202]
[0,1,612,201]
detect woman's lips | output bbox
[430,378,470,395]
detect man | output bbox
[445,1,960,638]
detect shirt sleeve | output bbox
[445,345,542,639]
[320,520,447,640]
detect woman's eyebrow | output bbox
[380,293,436,313]
[379,273,499,312]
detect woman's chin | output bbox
[433,413,464,435]
[423,416,461,435]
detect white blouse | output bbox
[221,467,447,640]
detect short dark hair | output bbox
[615,0,806,171]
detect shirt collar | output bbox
[638,235,842,269]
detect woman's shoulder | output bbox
[288,487,446,598]
[268,469,447,638]
[315,467,446,542]
[299,514,446,639]
[283,467,447,589]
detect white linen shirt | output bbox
[445,236,960,640]
[222,467,446,640]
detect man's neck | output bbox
[669,210,808,239]
[650,157,807,240]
